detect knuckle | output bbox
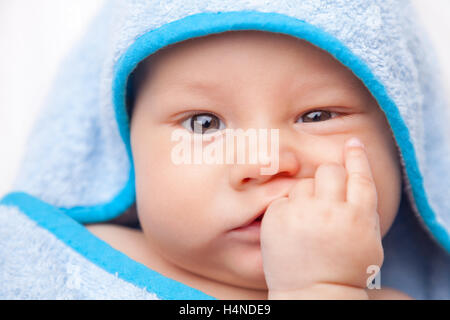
[348,172,374,187]
[349,181,378,208]
[347,147,365,158]
[284,210,301,225]
[344,205,374,228]
[346,204,361,218]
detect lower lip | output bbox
[229,220,262,242]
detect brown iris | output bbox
[300,110,335,123]
[190,113,221,134]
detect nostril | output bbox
[242,177,251,183]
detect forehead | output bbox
[141,30,368,97]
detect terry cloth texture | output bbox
[1,0,449,299]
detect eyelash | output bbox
[179,109,343,133]
[295,110,340,123]
[180,111,226,135]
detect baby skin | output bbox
[88,31,412,299]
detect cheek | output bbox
[133,133,227,243]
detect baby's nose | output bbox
[229,150,299,191]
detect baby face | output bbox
[130,31,402,290]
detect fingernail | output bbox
[346,137,365,149]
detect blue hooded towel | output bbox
[1,0,449,299]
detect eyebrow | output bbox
[177,75,357,92]
[161,79,232,103]
[176,79,224,94]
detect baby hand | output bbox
[261,137,383,299]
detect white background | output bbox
[0,0,449,197]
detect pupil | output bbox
[191,114,218,133]
[305,111,329,122]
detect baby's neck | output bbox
[140,236,268,300]
[88,224,268,299]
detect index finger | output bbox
[344,137,378,210]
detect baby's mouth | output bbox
[255,213,264,222]
[229,210,264,243]
[233,207,266,230]
[227,204,270,243]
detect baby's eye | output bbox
[181,112,226,134]
[296,110,339,123]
